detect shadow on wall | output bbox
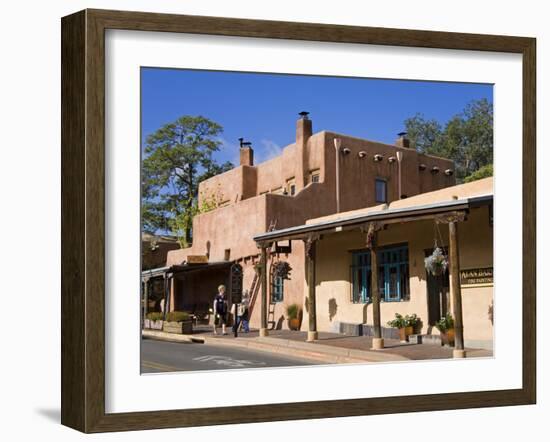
[275,315,284,330]
[328,298,338,321]
[362,302,369,324]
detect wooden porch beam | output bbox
[259,246,269,337]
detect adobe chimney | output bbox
[239,138,254,166]
[395,131,411,148]
[295,111,312,189]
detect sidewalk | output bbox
[142,326,493,364]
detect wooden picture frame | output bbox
[61,9,536,433]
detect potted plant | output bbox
[387,313,408,342]
[435,313,455,346]
[424,247,448,276]
[274,261,292,280]
[145,311,164,330]
[286,303,302,331]
[163,311,193,335]
[404,313,420,337]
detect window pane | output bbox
[400,263,409,299]
[375,179,387,203]
[388,266,399,300]
[379,266,385,299]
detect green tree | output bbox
[404,98,493,182]
[464,164,493,183]
[142,116,233,246]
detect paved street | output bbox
[141,338,318,373]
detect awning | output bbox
[141,261,232,279]
[253,194,493,244]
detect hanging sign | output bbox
[186,255,208,264]
[460,267,493,285]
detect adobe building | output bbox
[143,112,493,348]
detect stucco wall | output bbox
[166,195,268,265]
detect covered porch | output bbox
[141,261,235,325]
[254,179,493,358]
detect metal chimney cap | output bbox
[397,131,408,137]
[298,111,310,119]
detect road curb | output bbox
[142,330,410,364]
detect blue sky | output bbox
[141,68,492,165]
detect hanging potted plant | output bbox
[435,313,455,346]
[274,261,292,280]
[387,313,408,342]
[424,246,449,276]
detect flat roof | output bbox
[254,177,493,242]
[141,261,232,278]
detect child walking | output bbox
[213,284,228,335]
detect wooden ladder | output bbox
[247,271,260,318]
[267,302,276,329]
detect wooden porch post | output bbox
[169,276,176,313]
[305,236,318,342]
[449,220,466,358]
[162,274,169,320]
[142,277,149,328]
[259,246,269,337]
[365,222,384,349]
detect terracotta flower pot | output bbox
[405,326,414,337]
[288,318,301,331]
[398,327,407,342]
[441,328,455,346]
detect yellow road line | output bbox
[141,360,180,372]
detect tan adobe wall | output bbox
[166,195,268,266]
[245,243,307,332]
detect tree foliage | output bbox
[404,98,493,182]
[142,116,233,245]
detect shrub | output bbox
[435,313,454,332]
[286,303,301,319]
[165,311,190,323]
[404,314,420,328]
[387,313,407,329]
[146,312,163,321]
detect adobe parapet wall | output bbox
[166,193,269,266]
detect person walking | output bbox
[232,290,250,334]
[213,284,228,335]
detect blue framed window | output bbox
[271,275,284,303]
[351,244,409,303]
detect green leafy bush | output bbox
[286,303,301,320]
[387,313,407,329]
[435,313,454,332]
[404,314,420,328]
[165,311,190,323]
[146,312,163,321]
